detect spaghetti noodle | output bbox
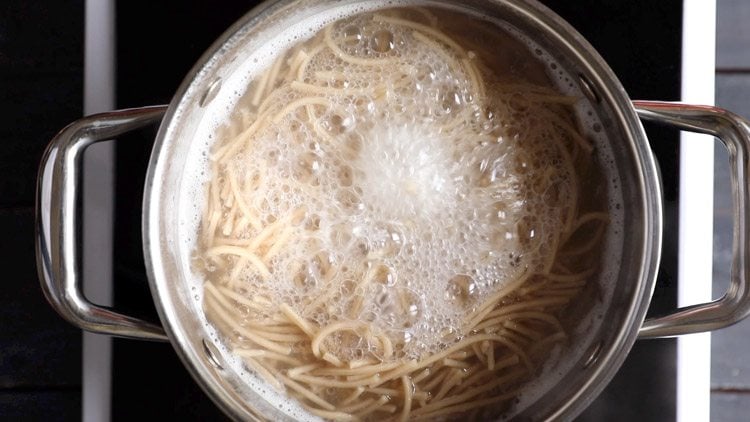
[195,6,609,421]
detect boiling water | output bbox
[175,1,625,420]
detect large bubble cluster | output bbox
[201,9,578,363]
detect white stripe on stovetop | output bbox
[677,1,716,421]
[83,0,116,421]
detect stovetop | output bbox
[110,1,682,420]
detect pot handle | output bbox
[634,100,750,338]
[36,106,169,341]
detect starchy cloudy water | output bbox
[173,2,625,420]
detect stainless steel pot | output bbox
[36,0,750,420]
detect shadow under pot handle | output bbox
[36,106,169,341]
[634,100,750,338]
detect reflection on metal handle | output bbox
[36,106,169,341]
[635,100,750,338]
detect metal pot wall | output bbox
[36,0,750,420]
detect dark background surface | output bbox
[110,0,682,420]
[0,0,686,420]
[0,1,84,420]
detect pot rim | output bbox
[142,0,663,420]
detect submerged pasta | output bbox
[195,6,608,421]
